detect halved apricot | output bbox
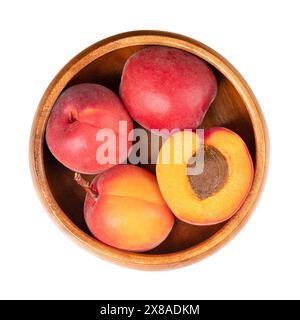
[156,128,254,225]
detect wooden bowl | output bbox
[30,31,268,270]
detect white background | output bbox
[0,0,299,300]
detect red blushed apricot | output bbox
[78,165,174,252]
[120,46,217,131]
[46,83,133,174]
[156,128,254,225]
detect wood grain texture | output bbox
[30,31,269,270]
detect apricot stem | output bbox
[74,173,98,200]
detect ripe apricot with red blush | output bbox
[46,83,133,174]
[77,165,174,252]
[120,46,217,131]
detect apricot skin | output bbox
[46,83,133,174]
[156,128,254,225]
[84,165,174,252]
[120,46,217,131]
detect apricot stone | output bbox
[46,83,133,174]
[156,128,254,225]
[120,46,217,131]
[82,165,174,252]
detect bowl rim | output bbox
[29,30,269,270]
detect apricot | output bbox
[46,83,133,174]
[75,165,174,252]
[156,128,254,225]
[120,46,217,131]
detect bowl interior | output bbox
[43,45,255,254]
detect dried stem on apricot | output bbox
[74,172,98,200]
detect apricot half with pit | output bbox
[156,128,254,225]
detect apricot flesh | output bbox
[83,165,174,252]
[120,46,217,131]
[156,128,254,225]
[46,83,133,174]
